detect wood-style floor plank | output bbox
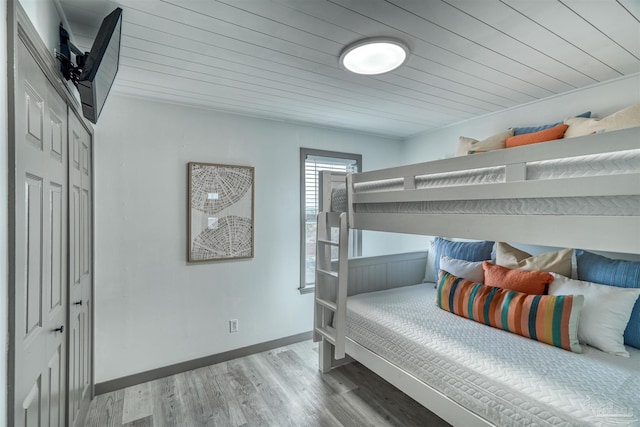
[233,354,302,426]
[85,340,451,427]
[249,350,322,426]
[201,366,240,426]
[122,382,154,424]
[122,415,153,427]
[84,389,125,427]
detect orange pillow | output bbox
[505,123,569,148]
[482,261,552,294]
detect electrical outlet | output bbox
[229,319,239,333]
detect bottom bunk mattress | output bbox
[345,284,640,427]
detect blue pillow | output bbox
[576,250,640,349]
[431,237,494,282]
[513,121,562,136]
[513,111,591,135]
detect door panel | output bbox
[22,378,41,427]
[68,111,93,427]
[82,188,90,275]
[69,310,80,420]
[14,39,68,427]
[47,346,63,427]
[48,184,63,312]
[24,174,43,339]
[71,184,81,287]
[49,112,64,161]
[24,81,44,147]
[81,138,93,403]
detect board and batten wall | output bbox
[398,73,640,259]
[93,94,405,384]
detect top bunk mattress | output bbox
[331,148,640,216]
[346,284,640,427]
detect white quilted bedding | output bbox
[331,149,640,215]
[346,284,640,427]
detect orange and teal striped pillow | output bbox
[437,271,584,353]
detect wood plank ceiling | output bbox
[59,0,640,138]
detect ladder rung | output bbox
[315,326,336,344]
[315,297,337,311]
[317,268,338,279]
[317,238,339,247]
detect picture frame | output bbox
[188,162,254,262]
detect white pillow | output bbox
[439,255,484,283]
[549,273,640,357]
[564,104,640,138]
[455,129,513,156]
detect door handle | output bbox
[53,325,64,333]
[73,300,83,306]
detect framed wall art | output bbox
[188,162,254,262]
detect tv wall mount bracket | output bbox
[57,24,87,87]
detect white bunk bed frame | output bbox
[312,127,640,427]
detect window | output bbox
[300,148,362,293]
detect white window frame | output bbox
[300,148,362,293]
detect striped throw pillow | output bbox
[437,271,584,353]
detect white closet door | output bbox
[14,38,68,427]
[67,107,93,427]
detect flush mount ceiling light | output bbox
[339,38,409,75]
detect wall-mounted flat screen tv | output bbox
[77,7,123,124]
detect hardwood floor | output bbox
[85,340,451,427]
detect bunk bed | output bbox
[313,126,640,427]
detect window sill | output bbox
[299,286,315,295]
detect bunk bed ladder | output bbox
[313,211,349,359]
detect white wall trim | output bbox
[95,332,312,395]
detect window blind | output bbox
[300,149,361,291]
[304,156,358,221]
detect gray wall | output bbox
[18,0,61,54]
[2,0,9,421]
[93,94,404,383]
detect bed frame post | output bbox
[319,339,354,373]
[318,340,332,373]
[319,170,333,212]
[346,173,355,226]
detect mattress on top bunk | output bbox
[330,149,640,215]
[346,284,640,427]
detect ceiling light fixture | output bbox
[339,38,409,75]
